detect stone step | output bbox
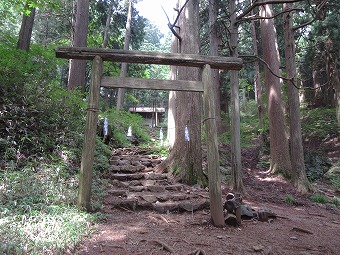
[112,173,144,181]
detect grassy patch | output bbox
[0,165,103,254]
[284,194,295,205]
[310,193,329,204]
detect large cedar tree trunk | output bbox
[116,0,133,110]
[260,3,292,177]
[283,3,312,193]
[17,6,36,52]
[68,0,89,91]
[160,0,204,185]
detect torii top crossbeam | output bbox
[56,47,243,71]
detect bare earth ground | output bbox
[74,140,340,255]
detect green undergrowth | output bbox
[0,164,107,255]
[100,108,150,147]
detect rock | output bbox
[137,200,153,209]
[179,199,209,212]
[129,186,145,192]
[172,193,188,201]
[145,172,168,180]
[257,208,277,222]
[112,173,144,181]
[129,180,142,186]
[240,204,256,218]
[225,214,238,227]
[107,189,127,197]
[120,165,139,173]
[111,165,121,171]
[153,201,179,213]
[118,160,131,165]
[146,185,166,192]
[109,198,137,210]
[165,184,184,191]
[253,244,265,252]
[156,194,171,202]
[141,195,158,203]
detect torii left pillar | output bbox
[77,56,103,211]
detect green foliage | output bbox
[220,100,260,147]
[284,195,295,205]
[310,193,329,204]
[0,166,101,254]
[304,151,332,182]
[301,107,338,139]
[102,108,150,148]
[331,197,340,206]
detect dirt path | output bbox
[74,146,340,255]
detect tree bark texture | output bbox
[78,56,103,211]
[166,0,204,185]
[229,0,245,193]
[102,1,114,111]
[117,0,133,110]
[17,6,36,52]
[250,8,264,134]
[260,3,292,177]
[209,0,222,134]
[283,3,312,193]
[68,0,89,91]
[167,22,180,147]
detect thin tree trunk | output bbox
[260,3,292,177]
[17,5,36,52]
[117,0,133,110]
[283,3,312,193]
[250,8,264,135]
[68,0,89,91]
[167,14,180,147]
[209,0,222,134]
[102,1,114,111]
[229,0,244,193]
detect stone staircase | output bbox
[104,149,210,214]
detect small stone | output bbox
[217,236,223,239]
[290,236,298,240]
[141,195,158,203]
[253,244,265,252]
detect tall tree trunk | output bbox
[283,3,312,193]
[229,0,244,193]
[159,0,204,185]
[167,12,180,147]
[102,1,114,111]
[17,5,36,52]
[68,0,89,91]
[209,0,222,134]
[250,8,264,136]
[259,3,292,177]
[116,0,133,110]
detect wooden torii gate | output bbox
[56,47,243,226]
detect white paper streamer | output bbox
[185,125,190,141]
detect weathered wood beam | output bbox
[101,77,204,92]
[202,64,224,227]
[77,56,103,211]
[56,47,243,70]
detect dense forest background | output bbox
[0,0,339,254]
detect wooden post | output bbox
[77,56,103,211]
[202,64,224,227]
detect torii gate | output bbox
[56,47,243,226]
